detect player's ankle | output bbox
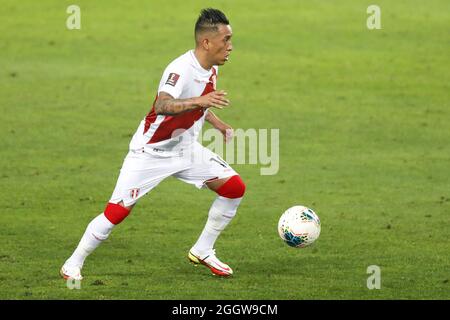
[190,246,212,258]
[64,259,83,269]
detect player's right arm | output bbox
[154,90,229,116]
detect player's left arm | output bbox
[206,110,233,142]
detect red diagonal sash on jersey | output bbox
[143,69,216,143]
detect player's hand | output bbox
[195,90,230,109]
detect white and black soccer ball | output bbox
[278,206,321,248]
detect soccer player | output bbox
[60,8,244,279]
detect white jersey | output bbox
[129,50,218,154]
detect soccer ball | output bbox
[278,206,321,248]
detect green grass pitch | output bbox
[0,0,449,299]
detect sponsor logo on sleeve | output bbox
[165,73,180,86]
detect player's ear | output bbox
[202,38,210,50]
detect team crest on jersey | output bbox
[130,188,140,199]
[165,73,180,86]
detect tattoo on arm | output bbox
[155,92,199,116]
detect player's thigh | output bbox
[110,150,182,206]
[174,144,238,189]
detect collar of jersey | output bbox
[189,50,213,76]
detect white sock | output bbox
[192,196,242,256]
[65,213,115,268]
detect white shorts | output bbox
[109,142,238,206]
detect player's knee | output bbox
[216,175,246,199]
[104,202,132,225]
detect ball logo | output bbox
[165,73,180,86]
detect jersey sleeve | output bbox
[158,61,189,99]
